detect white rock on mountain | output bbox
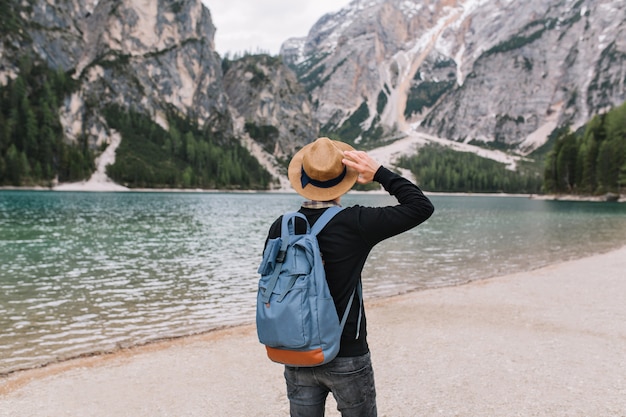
[72,0,228,133]
[282,0,626,155]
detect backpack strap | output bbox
[277,211,309,262]
[259,262,281,304]
[339,282,363,339]
[281,212,309,239]
[308,206,362,339]
[354,282,363,338]
[310,206,343,236]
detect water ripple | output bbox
[1,191,625,374]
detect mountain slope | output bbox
[282,0,626,155]
[0,0,294,189]
[2,0,624,191]
[222,54,317,158]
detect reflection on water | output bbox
[1,191,625,374]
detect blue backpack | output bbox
[256,206,357,366]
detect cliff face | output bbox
[281,0,626,153]
[1,1,86,86]
[0,0,309,181]
[1,0,230,148]
[222,55,317,158]
[63,0,229,144]
[423,0,626,153]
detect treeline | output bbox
[398,144,543,193]
[544,101,626,195]
[104,106,272,189]
[0,57,94,186]
[0,55,272,190]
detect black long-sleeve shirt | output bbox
[265,166,434,357]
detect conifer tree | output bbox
[543,101,626,195]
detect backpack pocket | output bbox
[257,274,311,349]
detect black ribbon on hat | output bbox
[301,166,347,189]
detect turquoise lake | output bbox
[1,191,625,375]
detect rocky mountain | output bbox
[222,55,317,159]
[281,0,626,155]
[2,0,230,148]
[1,0,625,190]
[0,0,308,189]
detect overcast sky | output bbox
[202,0,350,56]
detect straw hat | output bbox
[288,137,359,201]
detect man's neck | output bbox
[301,200,341,209]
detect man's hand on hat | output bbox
[342,151,381,185]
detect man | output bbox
[264,137,434,417]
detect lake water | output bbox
[1,191,625,375]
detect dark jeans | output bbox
[284,352,377,417]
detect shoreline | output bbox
[1,242,621,379]
[2,245,625,416]
[3,185,625,203]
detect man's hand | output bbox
[342,150,382,185]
